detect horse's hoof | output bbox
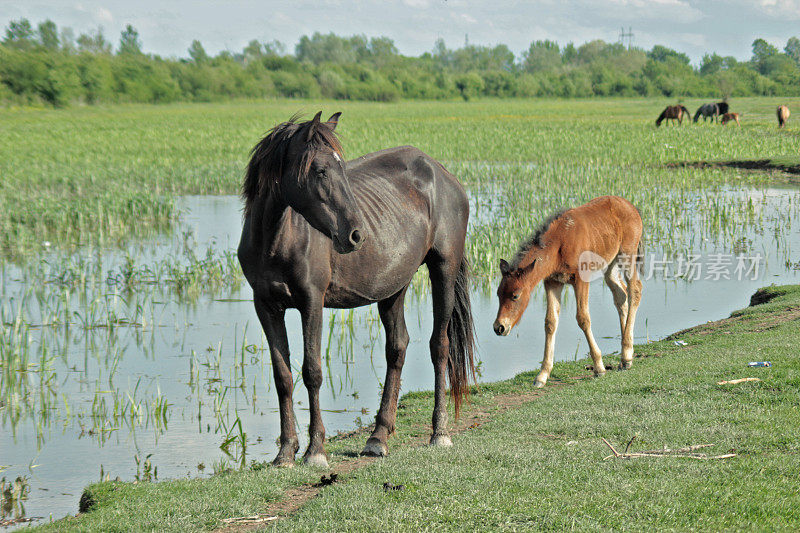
[361,438,388,457]
[272,456,295,468]
[594,370,607,378]
[429,434,453,447]
[303,453,329,469]
[618,361,632,370]
[533,380,546,388]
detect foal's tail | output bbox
[636,237,645,276]
[448,257,476,419]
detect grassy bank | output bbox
[36,283,800,531]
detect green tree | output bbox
[77,28,112,54]
[700,53,724,75]
[784,37,800,64]
[188,40,208,63]
[454,71,484,100]
[647,45,690,65]
[522,40,561,73]
[3,19,36,50]
[118,24,142,55]
[38,20,59,49]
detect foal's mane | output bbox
[242,113,344,215]
[511,209,566,269]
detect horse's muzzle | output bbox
[493,319,511,336]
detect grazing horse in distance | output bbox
[238,112,475,467]
[777,105,790,128]
[694,103,720,123]
[721,112,740,126]
[493,196,644,388]
[656,105,690,127]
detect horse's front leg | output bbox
[254,299,299,467]
[428,259,458,447]
[300,296,329,467]
[535,279,563,387]
[362,287,410,457]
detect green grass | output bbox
[5,97,800,530]
[33,283,800,531]
[2,97,800,271]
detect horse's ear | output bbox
[326,112,342,131]
[520,258,537,276]
[499,259,510,275]
[306,111,323,142]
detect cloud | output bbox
[96,7,113,25]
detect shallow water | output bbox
[3,188,800,525]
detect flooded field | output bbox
[3,182,800,525]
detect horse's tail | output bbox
[693,107,701,123]
[655,109,667,127]
[447,257,476,419]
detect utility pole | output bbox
[619,27,634,49]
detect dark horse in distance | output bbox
[656,105,691,127]
[238,112,475,467]
[693,102,728,123]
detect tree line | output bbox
[2,18,800,106]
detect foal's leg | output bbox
[427,257,458,447]
[603,263,629,365]
[574,280,605,377]
[299,297,329,467]
[254,299,299,467]
[534,279,563,388]
[362,287,410,457]
[621,258,643,369]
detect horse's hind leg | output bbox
[254,299,299,467]
[362,287,410,457]
[574,279,605,377]
[604,261,629,368]
[427,254,459,447]
[621,251,643,369]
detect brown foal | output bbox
[493,196,644,387]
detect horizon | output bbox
[1,1,799,66]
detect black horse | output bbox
[238,112,475,467]
[693,102,729,123]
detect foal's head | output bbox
[493,258,537,336]
[244,111,365,254]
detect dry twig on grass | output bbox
[221,515,278,525]
[602,438,736,460]
[717,377,761,385]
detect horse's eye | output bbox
[511,293,520,301]
[316,168,326,178]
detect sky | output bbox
[2,1,800,65]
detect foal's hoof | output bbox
[361,438,388,457]
[429,434,453,447]
[593,370,607,378]
[303,453,329,469]
[533,380,546,388]
[618,361,632,370]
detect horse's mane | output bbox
[242,113,344,215]
[511,209,566,269]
